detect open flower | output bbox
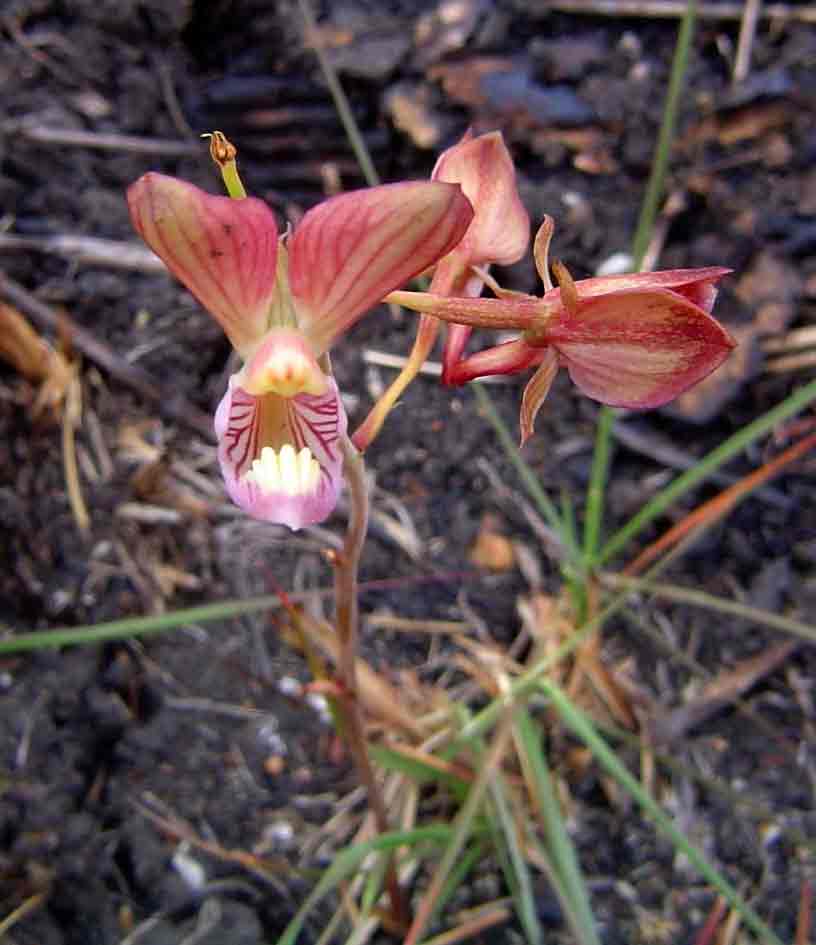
[352,129,529,450]
[388,217,735,443]
[128,173,472,527]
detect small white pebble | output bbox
[277,675,302,697]
[595,252,634,277]
[264,820,295,850]
[172,843,206,890]
[305,692,331,723]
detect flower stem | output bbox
[334,435,407,925]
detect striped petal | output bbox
[215,375,346,529]
[520,348,559,445]
[289,181,473,354]
[543,288,736,408]
[127,173,278,353]
[542,267,730,314]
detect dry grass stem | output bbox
[0,232,164,271]
[62,372,90,533]
[6,119,199,155]
[733,0,763,82]
[546,0,816,21]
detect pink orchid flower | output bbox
[128,173,472,528]
[352,129,529,450]
[389,217,735,443]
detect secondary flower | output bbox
[128,172,472,527]
[352,129,529,450]
[388,217,735,443]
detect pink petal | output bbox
[542,267,730,314]
[520,348,559,446]
[432,130,529,269]
[542,288,736,408]
[289,181,473,354]
[215,376,347,529]
[441,324,473,383]
[127,173,278,353]
[445,338,545,385]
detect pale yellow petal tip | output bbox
[242,330,328,398]
[244,444,321,497]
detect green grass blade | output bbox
[276,825,460,945]
[582,405,614,568]
[404,719,514,945]
[598,377,816,566]
[434,841,488,923]
[606,574,816,644]
[486,769,542,944]
[368,744,470,794]
[540,679,785,945]
[630,0,697,265]
[0,593,307,653]
[582,2,698,569]
[513,708,600,945]
[296,0,380,187]
[471,384,569,552]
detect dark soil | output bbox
[1,1,815,943]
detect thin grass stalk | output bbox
[513,708,601,945]
[581,406,613,567]
[419,903,513,945]
[540,679,785,945]
[277,826,463,945]
[403,717,515,945]
[485,769,543,944]
[296,0,380,188]
[0,593,304,653]
[604,574,816,644]
[583,0,698,570]
[630,0,698,265]
[623,429,816,575]
[598,376,816,565]
[459,520,736,745]
[472,384,567,546]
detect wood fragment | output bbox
[6,120,199,155]
[733,0,763,83]
[0,273,214,441]
[62,373,90,534]
[0,233,165,272]
[545,0,816,22]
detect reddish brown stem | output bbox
[334,435,407,927]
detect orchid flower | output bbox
[389,216,735,443]
[127,171,472,528]
[352,129,529,450]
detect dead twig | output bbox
[545,0,816,22]
[0,232,164,272]
[0,273,214,441]
[612,419,791,509]
[733,0,763,83]
[6,119,199,155]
